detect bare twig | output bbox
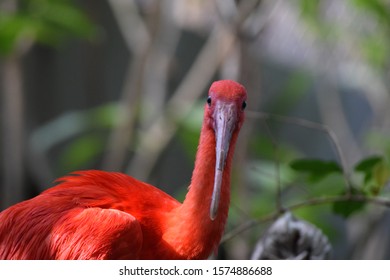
[103,0,153,171]
[222,212,278,244]
[222,194,390,243]
[289,195,390,210]
[107,0,150,53]
[260,119,283,212]
[315,82,362,190]
[126,23,237,180]
[139,0,181,138]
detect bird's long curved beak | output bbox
[210,102,237,220]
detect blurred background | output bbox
[1,0,390,259]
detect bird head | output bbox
[204,80,247,220]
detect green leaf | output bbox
[332,190,366,218]
[290,159,342,182]
[333,199,366,218]
[355,155,383,173]
[372,161,390,195]
[354,155,389,195]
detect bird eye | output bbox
[207,96,212,106]
[242,101,247,110]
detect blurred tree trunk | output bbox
[1,54,25,209]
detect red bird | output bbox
[0,80,247,259]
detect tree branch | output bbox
[103,0,153,171]
[125,23,238,180]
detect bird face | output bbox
[205,80,247,220]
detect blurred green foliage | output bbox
[299,0,390,69]
[354,155,390,195]
[352,0,390,25]
[59,134,104,172]
[353,0,390,68]
[290,159,342,182]
[270,71,312,115]
[31,103,118,174]
[0,0,95,55]
[178,102,204,160]
[332,189,366,218]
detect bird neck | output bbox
[164,121,238,259]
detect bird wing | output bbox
[49,207,143,259]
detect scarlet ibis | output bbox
[0,80,247,259]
